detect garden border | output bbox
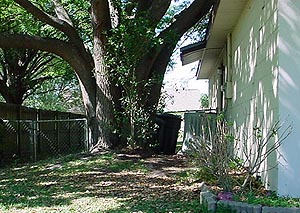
[199,183,300,213]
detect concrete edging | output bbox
[199,182,300,213]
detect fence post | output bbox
[33,121,37,162]
[56,118,60,154]
[84,119,90,152]
[17,120,21,157]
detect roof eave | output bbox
[197,0,248,79]
[180,0,248,79]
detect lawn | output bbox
[0,151,202,212]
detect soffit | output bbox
[198,0,248,79]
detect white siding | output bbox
[226,0,280,191]
[277,0,300,197]
[207,0,300,197]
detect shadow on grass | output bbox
[0,152,200,212]
[105,197,201,213]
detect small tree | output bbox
[200,93,209,109]
[234,120,292,190]
[186,114,234,192]
[187,114,292,193]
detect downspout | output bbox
[217,65,225,113]
[224,33,233,111]
[227,33,233,83]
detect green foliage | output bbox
[24,77,84,113]
[0,0,36,33]
[200,93,209,108]
[106,17,163,148]
[0,1,85,111]
[234,190,300,208]
[0,47,82,111]
[0,0,91,41]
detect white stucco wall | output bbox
[225,0,280,191]
[229,0,279,122]
[277,0,300,197]
[207,0,300,197]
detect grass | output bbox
[0,151,202,212]
[234,191,300,208]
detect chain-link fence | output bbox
[0,118,89,163]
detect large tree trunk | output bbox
[90,0,120,150]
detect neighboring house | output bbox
[164,88,203,112]
[181,0,300,197]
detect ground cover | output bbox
[0,151,202,212]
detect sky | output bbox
[163,0,208,95]
[163,55,208,94]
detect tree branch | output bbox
[136,0,215,85]
[147,0,171,27]
[14,0,80,41]
[90,0,111,36]
[159,0,215,41]
[136,0,153,15]
[0,33,94,87]
[52,0,74,27]
[0,33,72,59]
[136,0,170,28]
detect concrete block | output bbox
[262,206,280,213]
[252,204,262,213]
[246,205,254,213]
[200,191,215,204]
[200,191,209,204]
[218,200,231,207]
[229,201,242,212]
[287,207,300,213]
[240,203,248,213]
[199,181,210,192]
[207,197,217,212]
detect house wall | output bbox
[277,0,300,197]
[206,0,300,197]
[208,0,281,192]
[229,0,280,192]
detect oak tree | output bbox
[0,0,215,150]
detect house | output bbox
[181,0,300,197]
[163,88,203,112]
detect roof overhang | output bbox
[180,41,206,65]
[180,0,248,79]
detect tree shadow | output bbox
[0,152,199,212]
